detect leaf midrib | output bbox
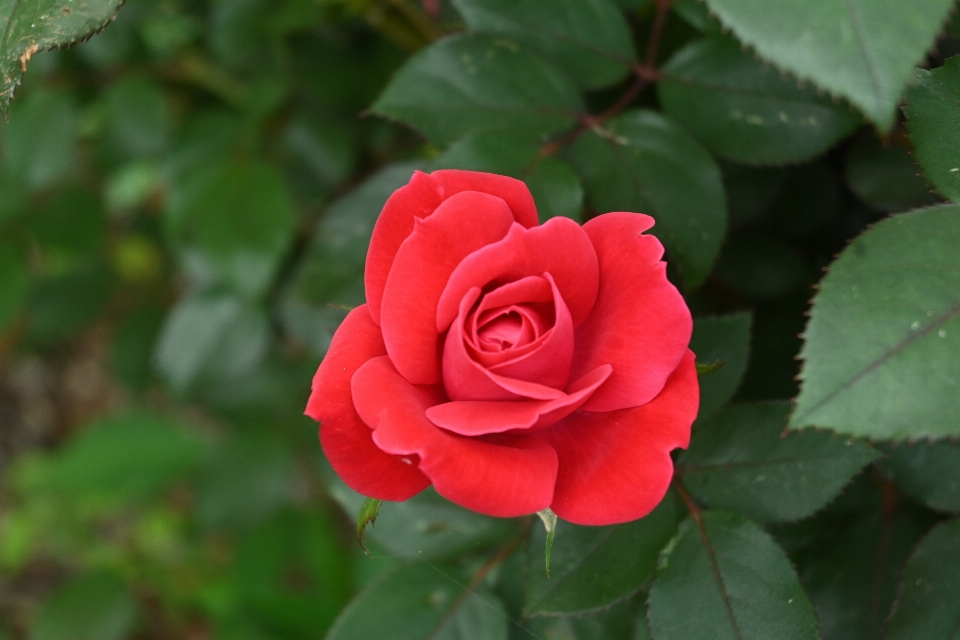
[796,298,960,424]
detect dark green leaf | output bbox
[659,36,860,164]
[714,235,810,299]
[522,599,639,640]
[154,292,271,392]
[879,440,960,513]
[294,161,425,306]
[111,306,165,391]
[236,509,351,638]
[194,433,296,530]
[845,134,939,212]
[792,205,960,439]
[371,33,583,147]
[648,510,819,640]
[328,482,518,562]
[357,498,383,556]
[800,501,930,640]
[31,413,208,499]
[679,403,880,522]
[165,159,295,297]
[569,109,727,287]
[701,0,954,128]
[524,496,677,616]
[27,265,113,346]
[904,55,960,203]
[451,0,635,90]
[31,572,136,640]
[0,242,27,332]
[431,132,583,222]
[884,517,960,640]
[326,563,508,640]
[2,89,79,190]
[0,0,124,111]
[690,313,751,420]
[102,77,171,158]
[672,0,722,33]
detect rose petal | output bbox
[484,273,574,388]
[571,212,693,412]
[365,170,538,324]
[352,356,558,517]
[443,288,566,402]
[305,305,430,501]
[467,276,553,367]
[425,364,611,435]
[544,350,698,525]
[380,191,515,384]
[436,217,600,332]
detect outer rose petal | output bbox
[544,350,698,526]
[436,217,600,331]
[352,356,558,517]
[365,170,538,324]
[571,212,693,412]
[305,305,430,501]
[380,192,515,384]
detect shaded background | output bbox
[0,1,956,639]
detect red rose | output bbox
[305,170,698,526]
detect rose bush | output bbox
[306,169,698,525]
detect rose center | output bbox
[476,310,527,351]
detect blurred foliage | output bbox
[1,0,960,639]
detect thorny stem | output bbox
[535,0,673,163]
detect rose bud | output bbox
[306,170,698,526]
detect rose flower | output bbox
[306,170,698,526]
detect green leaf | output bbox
[715,236,810,299]
[658,36,860,165]
[0,0,124,111]
[569,109,727,287]
[648,510,819,640]
[2,88,79,190]
[799,499,931,640]
[294,161,425,306]
[879,440,960,513]
[522,599,640,640]
[534,507,557,579]
[102,77,172,158]
[884,517,960,640]
[791,205,960,439]
[154,292,271,392]
[328,482,517,562]
[904,56,960,203]
[236,509,351,638]
[194,433,297,531]
[165,159,295,297]
[701,0,954,128]
[690,313,751,421]
[27,265,113,346]
[371,33,583,147]
[845,133,939,212]
[672,0,722,33]
[451,0,635,90]
[31,572,136,640]
[0,242,27,333]
[32,413,207,499]
[679,403,880,523]
[431,132,583,222]
[524,496,677,616]
[357,498,383,556]
[326,563,508,640]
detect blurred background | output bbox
[0,0,953,638]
